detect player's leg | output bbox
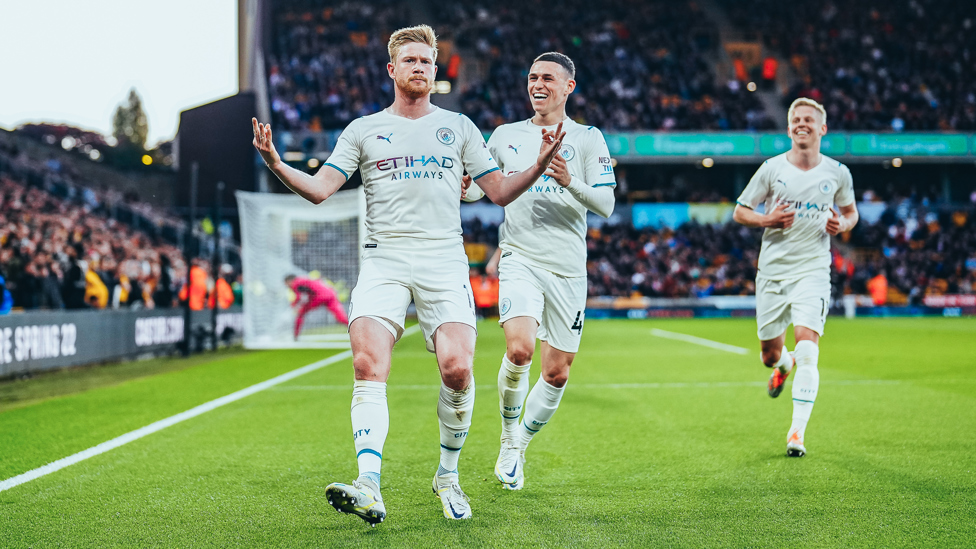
[325,318,395,525]
[756,276,794,397]
[785,276,829,457]
[411,246,478,519]
[323,295,350,325]
[294,302,314,340]
[494,253,545,489]
[499,316,538,440]
[511,273,585,489]
[519,341,574,451]
[325,251,410,526]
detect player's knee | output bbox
[353,352,385,380]
[507,343,534,366]
[760,348,781,368]
[543,369,569,388]
[441,365,472,391]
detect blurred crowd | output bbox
[0,139,238,313]
[727,0,976,131]
[842,200,976,304]
[267,0,408,131]
[461,196,976,303]
[268,0,773,132]
[437,0,773,131]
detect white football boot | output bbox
[494,442,525,490]
[325,477,386,526]
[432,472,472,520]
[786,429,807,457]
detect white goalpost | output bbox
[236,189,366,349]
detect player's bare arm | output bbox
[733,202,795,229]
[475,123,566,206]
[251,118,346,204]
[825,203,859,236]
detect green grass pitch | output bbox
[1,317,974,547]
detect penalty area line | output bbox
[0,325,421,494]
[650,328,750,355]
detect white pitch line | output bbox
[650,328,750,355]
[0,326,421,493]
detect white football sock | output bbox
[350,380,388,489]
[437,378,475,475]
[762,346,793,373]
[789,340,820,440]
[519,377,565,450]
[775,345,793,374]
[498,353,531,442]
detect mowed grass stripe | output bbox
[1,318,974,547]
[0,349,343,480]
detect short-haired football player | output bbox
[733,97,859,457]
[469,52,615,490]
[252,25,565,523]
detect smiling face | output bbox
[788,105,827,149]
[388,41,436,100]
[527,60,575,118]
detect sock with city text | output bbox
[498,353,531,443]
[519,377,565,450]
[789,340,820,441]
[350,380,388,491]
[437,378,475,477]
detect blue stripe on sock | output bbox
[357,448,382,459]
[792,398,816,403]
[501,414,521,420]
[524,425,540,433]
[440,444,462,452]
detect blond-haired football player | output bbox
[733,97,859,457]
[469,52,615,489]
[252,25,565,523]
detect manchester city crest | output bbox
[436,127,456,145]
[560,144,575,161]
[500,298,511,315]
[819,180,833,194]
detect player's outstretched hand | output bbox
[544,153,572,188]
[763,202,795,229]
[536,122,566,172]
[825,207,843,235]
[252,118,281,169]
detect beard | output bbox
[395,74,433,99]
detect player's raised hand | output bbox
[763,202,795,229]
[252,118,281,169]
[536,122,566,172]
[544,152,572,187]
[825,207,843,235]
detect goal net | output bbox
[236,189,365,349]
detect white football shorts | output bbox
[497,250,587,353]
[755,274,831,341]
[349,240,476,353]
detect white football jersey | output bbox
[737,153,856,281]
[324,107,499,245]
[489,119,616,276]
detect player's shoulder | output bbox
[820,154,852,176]
[763,153,790,168]
[489,119,529,140]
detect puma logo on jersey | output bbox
[376,133,393,143]
[776,179,787,187]
[508,145,520,154]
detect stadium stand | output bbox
[0,137,196,311]
[267,0,773,131]
[435,0,773,130]
[726,0,976,130]
[267,0,409,131]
